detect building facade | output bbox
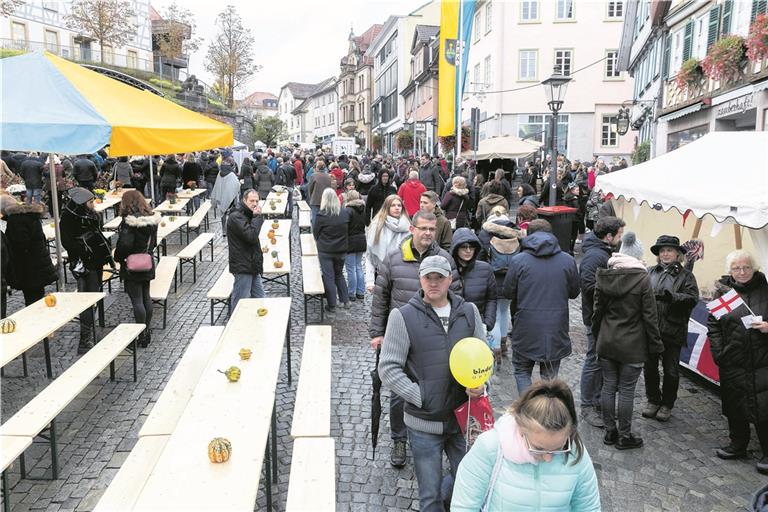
[461,0,635,162]
[277,82,319,143]
[368,1,440,154]
[655,0,768,155]
[1,0,154,72]
[338,24,382,152]
[306,78,338,145]
[402,25,440,156]
[238,91,278,120]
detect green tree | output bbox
[253,117,286,148]
[154,2,202,65]
[204,5,259,109]
[631,140,651,165]
[65,0,136,63]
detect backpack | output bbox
[488,238,517,275]
[274,167,287,186]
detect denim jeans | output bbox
[345,252,365,296]
[644,343,682,408]
[407,428,467,512]
[600,358,643,437]
[580,325,602,408]
[511,352,561,395]
[25,188,42,205]
[230,273,265,312]
[205,181,214,199]
[489,298,511,350]
[318,252,348,307]
[390,392,406,441]
[310,205,319,225]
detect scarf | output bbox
[367,215,410,269]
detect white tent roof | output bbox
[462,135,542,161]
[595,131,768,229]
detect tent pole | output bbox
[734,224,742,250]
[49,158,64,290]
[692,218,703,239]
[148,156,156,205]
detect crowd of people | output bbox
[2,146,768,510]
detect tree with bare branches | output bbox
[65,0,136,64]
[204,5,259,109]
[154,2,201,65]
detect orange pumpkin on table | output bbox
[208,438,232,463]
[44,294,57,307]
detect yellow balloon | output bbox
[449,337,494,388]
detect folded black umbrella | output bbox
[370,348,382,459]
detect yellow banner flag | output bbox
[438,0,459,137]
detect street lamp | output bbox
[541,67,572,206]
[616,106,631,136]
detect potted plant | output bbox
[93,188,107,203]
[438,126,472,153]
[747,13,768,62]
[702,35,746,83]
[675,58,703,91]
[396,131,414,152]
[167,192,178,205]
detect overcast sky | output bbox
[150,0,426,98]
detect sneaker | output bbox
[581,407,604,429]
[324,304,336,313]
[603,430,618,445]
[616,434,644,450]
[77,334,94,355]
[356,293,365,300]
[390,440,407,468]
[757,457,768,475]
[348,295,356,302]
[655,406,672,422]
[715,445,748,460]
[641,403,660,419]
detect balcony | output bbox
[340,119,357,135]
[662,56,768,114]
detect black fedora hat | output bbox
[651,235,686,255]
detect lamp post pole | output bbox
[541,67,571,207]
[548,105,560,207]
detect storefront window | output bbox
[666,124,709,152]
[518,114,568,154]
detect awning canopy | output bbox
[461,135,542,160]
[595,131,768,229]
[0,51,233,156]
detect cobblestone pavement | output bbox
[1,210,764,512]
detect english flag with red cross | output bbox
[706,289,745,320]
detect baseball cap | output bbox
[419,255,451,278]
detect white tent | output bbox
[461,135,542,160]
[595,131,768,292]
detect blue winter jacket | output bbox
[451,422,601,511]
[503,231,580,361]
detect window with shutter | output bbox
[722,0,733,34]
[707,6,721,50]
[663,35,671,78]
[683,20,694,60]
[751,0,767,22]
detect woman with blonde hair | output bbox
[452,379,600,510]
[365,194,410,287]
[313,188,350,312]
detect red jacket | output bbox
[293,159,304,185]
[330,167,345,188]
[397,179,427,216]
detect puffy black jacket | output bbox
[114,212,161,281]
[254,165,274,199]
[239,161,254,191]
[593,261,663,363]
[708,272,768,423]
[503,232,580,361]
[365,181,397,224]
[279,163,296,187]
[345,200,367,253]
[60,201,112,271]
[355,169,377,196]
[3,202,57,290]
[648,262,699,345]
[450,228,497,331]
[313,208,350,254]
[204,161,219,183]
[225,201,264,275]
[20,157,44,189]
[579,232,615,326]
[419,163,444,196]
[73,157,98,185]
[160,159,181,187]
[370,238,462,338]
[182,161,203,187]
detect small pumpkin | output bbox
[273,261,284,269]
[270,238,277,245]
[257,308,268,317]
[218,366,241,382]
[239,348,252,360]
[271,222,279,229]
[271,251,278,258]
[44,294,57,307]
[208,437,232,463]
[268,229,275,237]
[0,318,17,334]
[261,246,269,253]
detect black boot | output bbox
[140,329,151,348]
[77,330,94,355]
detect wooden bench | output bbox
[1,435,34,512]
[302,256,325,324]
[285,437,335,512]
[291,326,331,438]
[296,200,310,212]
[176,233,214,283]
[300,233,318,256]
[0,324,144,481]
[206,267,233,325]
[184,200,212,244]
[150,257,178,329]
[92,435,169,512]
[103,216,123,230]
[299,210,312,234]
[138,326,224,438]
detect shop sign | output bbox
[715,93,754,118]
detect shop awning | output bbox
[657,102,703,123]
